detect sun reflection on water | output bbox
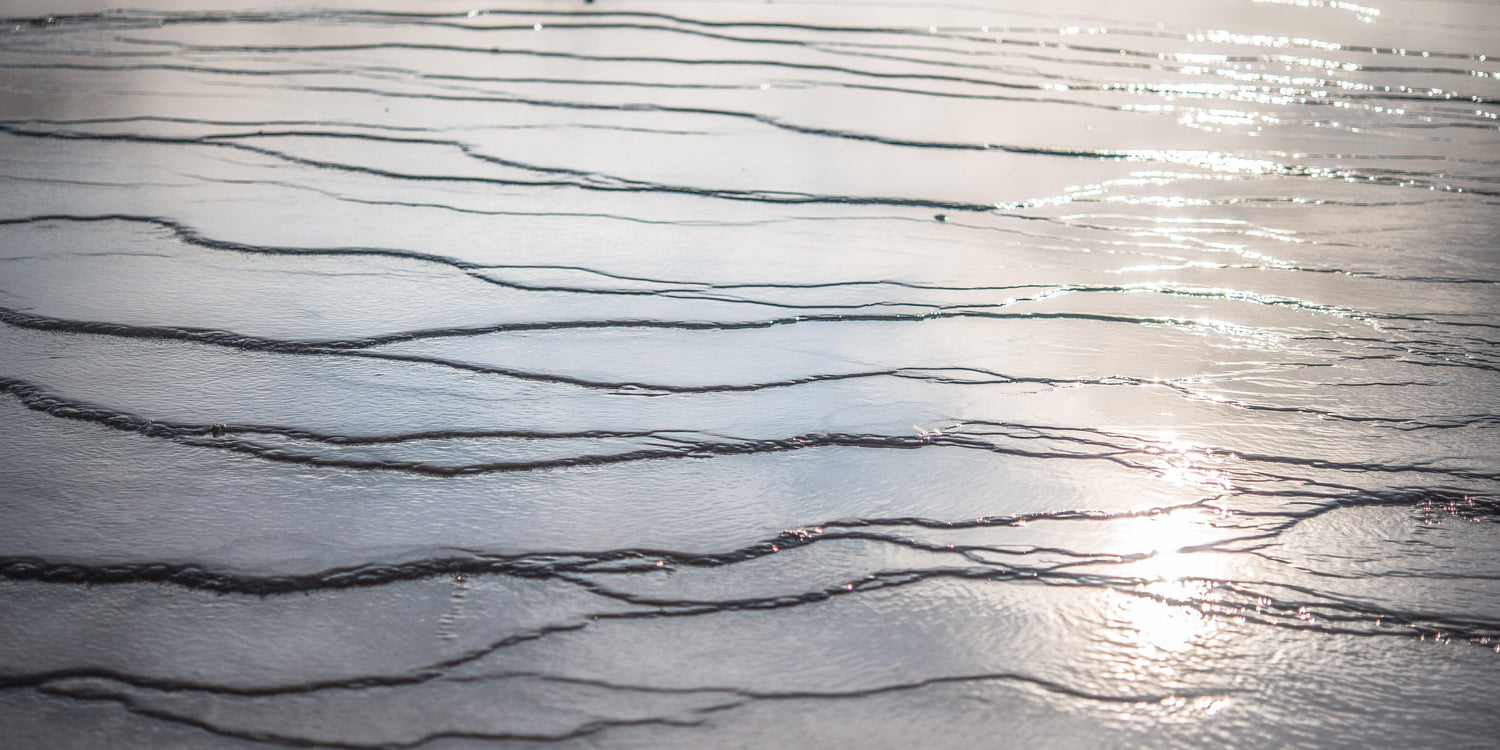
[1108,581,1218,655]
[1094,435,1246,693]
[1100,514,1233,689]
[1146,433,1238,493]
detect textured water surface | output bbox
[1,0,1498,747]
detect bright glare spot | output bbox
[1250,0,1379,19]
[1121,511,1214,577]
[1160,693,1234,716]
[1111,582,1215,653]
[1145,434,1236,493]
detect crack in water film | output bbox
[0,0,1497,747]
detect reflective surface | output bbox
[1,0,1498,746]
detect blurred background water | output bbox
[0,1,1497,746]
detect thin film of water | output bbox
[0,0,1497,747]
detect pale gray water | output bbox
[0,0,1497,747]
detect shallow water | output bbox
[0,0,1497,747]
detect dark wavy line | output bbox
[0,123,1007,211]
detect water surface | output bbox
[1,0,1498,746]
